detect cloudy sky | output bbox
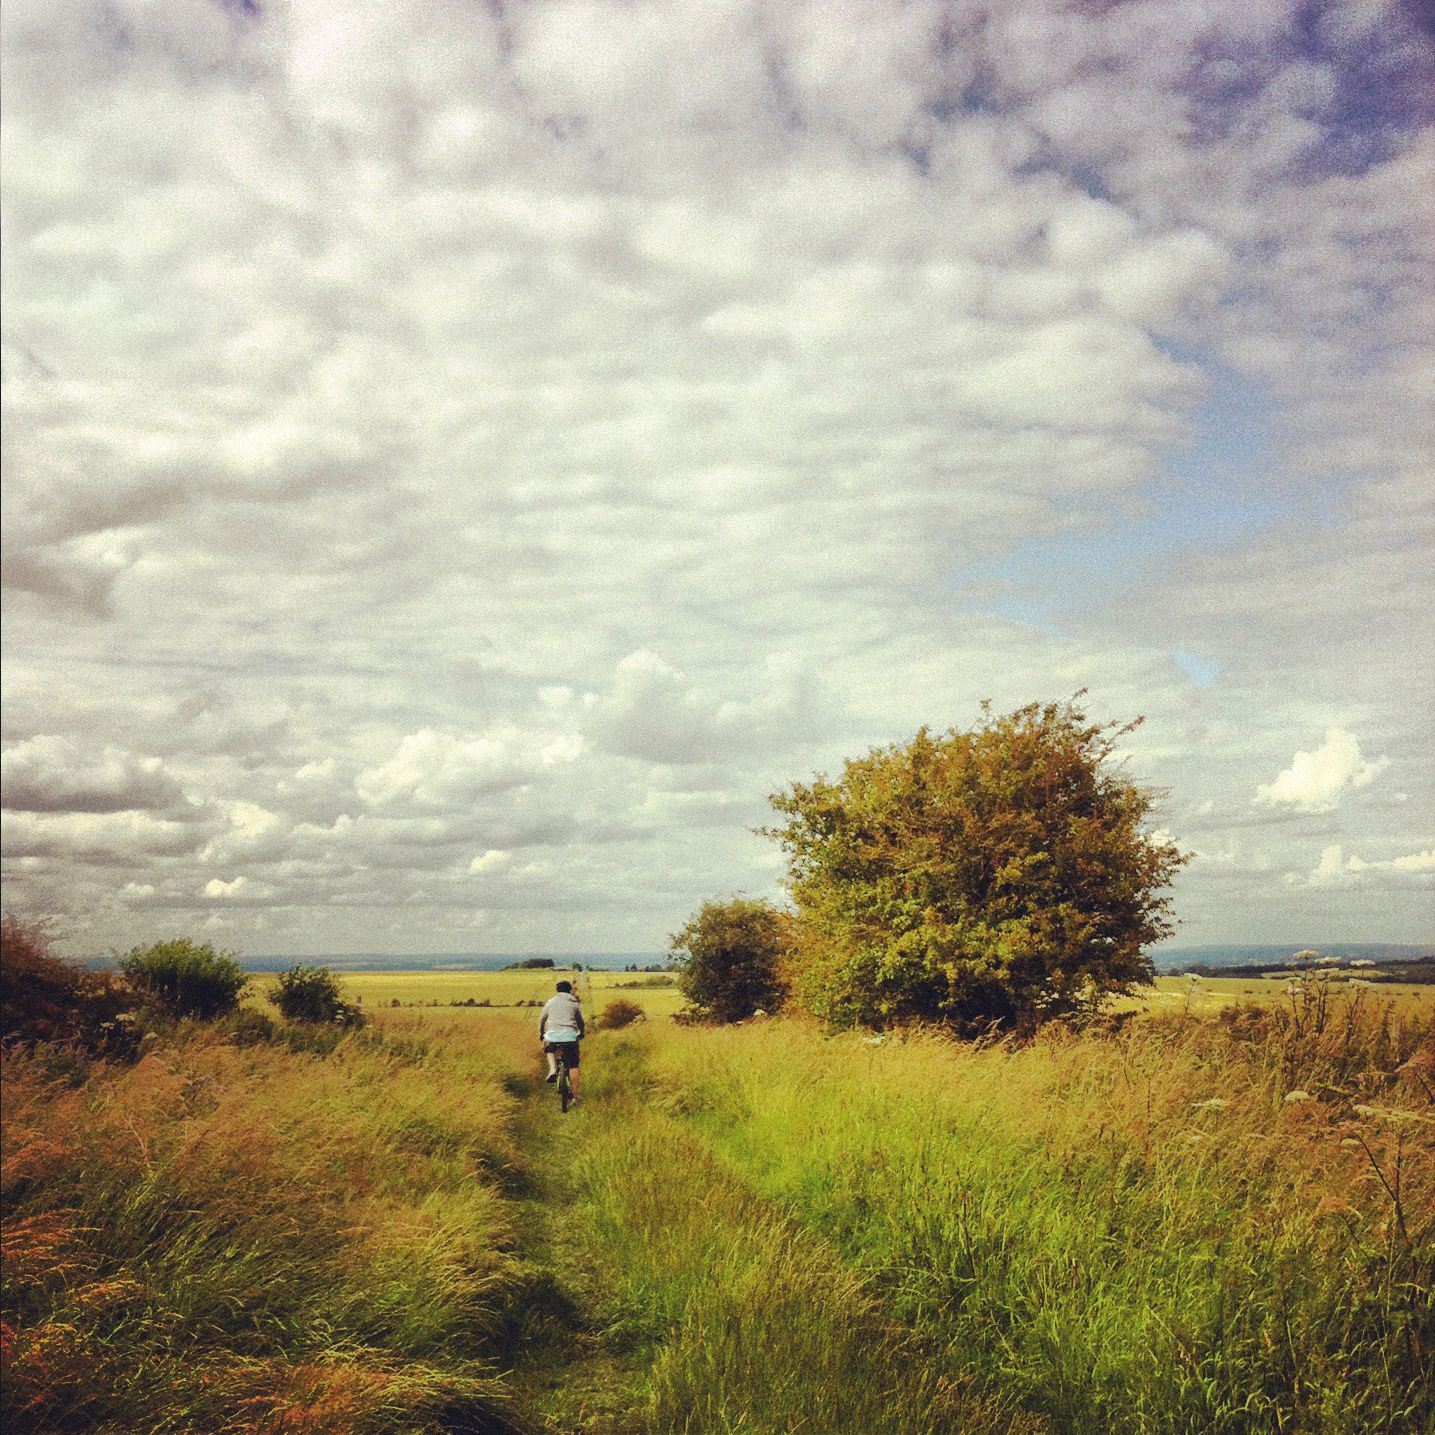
[3,0,1432,959]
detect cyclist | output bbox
[539,979,585,1102]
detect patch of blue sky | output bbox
[950,356,1327,663]
[1173,651,1222,687]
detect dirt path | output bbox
[498,1048,652,1435]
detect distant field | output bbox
[246,967,1433,1023]
[248,965,688,1019]
[1142,972,1433,1016]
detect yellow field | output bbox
[1143,972,1434,1016]
[247,966,688,1020]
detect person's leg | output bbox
[545,1046,558,1081]
[569,1066,580,1097]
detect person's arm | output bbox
[538,1004,547,1040]
[574,1007,586,1038]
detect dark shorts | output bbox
[544,1040,580,1068]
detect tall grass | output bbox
[629,1000,1432,1433]
[568,1054,1030,1434]
[2,1014,535,1434]
[5,963,1429,1434]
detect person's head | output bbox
[555,980,572,994]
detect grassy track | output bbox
[517,1024,1033,1435]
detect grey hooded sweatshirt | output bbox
[539,991,585,1044]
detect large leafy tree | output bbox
[765,697,1187,1033]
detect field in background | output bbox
[248,967,688,1020]
[1143,972,1433,1015]
[250,967,1435,1022]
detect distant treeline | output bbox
[1183,956,1435,984]
[1155,942,1433,972]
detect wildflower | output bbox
[1284,1090,1311,1104]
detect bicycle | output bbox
[554,1045,575,1113]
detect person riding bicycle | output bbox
[539,979,585,1102]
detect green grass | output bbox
[1,1014,533,1433]
[632,1009,1433,1434]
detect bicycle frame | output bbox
[555,1047,574,1112]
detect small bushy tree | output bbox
[120,939,248,1021]
[766,696,1188,1033]
[595,997,645,1030]
[669,899,789,1023]
[269,963,364,1026]
[1,914,143,1059]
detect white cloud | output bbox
[1255,728,1391,811]
[469,849,511,874]
[205,876,247,898]
[1306,845,1435,889]
[355,728,579,809]
[2,0,1430,954]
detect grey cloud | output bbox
[2,735,190,814]
[2,809,212,864]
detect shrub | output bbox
[269,964,365,1027]
[669,899,789,1024]
[596,998,645,1030]
[0,914,143,1060]
[120,939,248,1021]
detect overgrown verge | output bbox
[557,1034,1032,1435]
[639,1001,1433,1435]
[1,1013,539,1434]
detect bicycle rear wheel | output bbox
[557,1058,572,1113]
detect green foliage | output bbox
[767,696,1188,1032]
[269,963,365,1027]
[120,938,248,1021]
[0,914,144,1061]
[503,957,555,969]
[668,899,788,1024]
